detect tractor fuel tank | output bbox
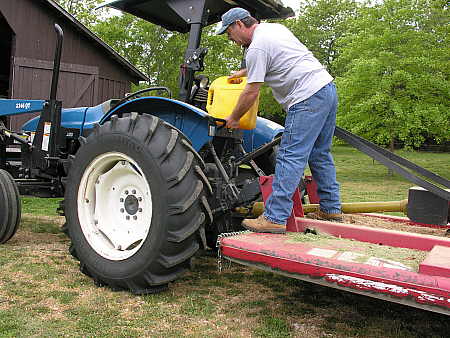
[206,76,259,130]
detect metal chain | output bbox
[216,231,250,273]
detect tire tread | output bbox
[64,114,210,294]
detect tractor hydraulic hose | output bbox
[248,199,409,217]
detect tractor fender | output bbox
[98,97,212,151]
[21,100,122,133]
[242,116,284,152]
[21,107,90,133]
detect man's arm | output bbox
[226,82,262,128]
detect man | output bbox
[216,7,342,234]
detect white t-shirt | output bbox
[246,23,333,111]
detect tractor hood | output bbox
[97,0,294,33]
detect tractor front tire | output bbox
[64,114,211,294]
[0,169,21,244]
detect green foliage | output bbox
[335,0,450,148]
[93,14,186,94]
[200,26,242,81]
[287,0,360,76]
[56,0,104,27]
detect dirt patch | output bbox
[35,297,69,321]
[21,213,65,226]
[6,229,65,246]
[6,213,67,246]
[343,214,449,237]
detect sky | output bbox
[282,0,300,12]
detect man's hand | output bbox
[225,82,262,129]
[229,68,247,79]
[225,115,240,129]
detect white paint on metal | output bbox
[337,251,365,262]
[307,248,337,258]
[365,257,412,271]
[77,152,152,261]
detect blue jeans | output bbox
[264,82,341,225]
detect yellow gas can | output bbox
[206,76,259,130]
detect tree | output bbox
[335,0,450,148]
[287,0,360,76]
[93,14,181,90]
[56,0,104,28]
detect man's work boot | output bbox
[306,210,344,222]
[242,215,286,234]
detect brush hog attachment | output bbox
[218,177,450,316]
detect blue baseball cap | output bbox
[216,8,251,35]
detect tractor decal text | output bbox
[16,102,32,110]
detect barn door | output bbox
[10,57,99,131]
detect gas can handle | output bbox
[207,88,214,106]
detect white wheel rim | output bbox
[77,152,153,260]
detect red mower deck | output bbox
[219,177,450,316]
[219,219,450,315]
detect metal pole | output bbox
[248,200,409,217]
[50,24,63,101]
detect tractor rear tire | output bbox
[64,114,211,294]
[0,169,21,244]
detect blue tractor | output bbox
[0,0,293,293]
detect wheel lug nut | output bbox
[125,190,129,195]
[133,216,137,220]
[132,189,136,194]
[120,198,124,202]
[126,216,130,220]
[120,208,124,213]
[138,197,142,202]
[138,208,142,213]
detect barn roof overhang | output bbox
[44,0,148,83]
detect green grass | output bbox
[1,146,449,337]
[21,197,61,215]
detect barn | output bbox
[0,0,147,130]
